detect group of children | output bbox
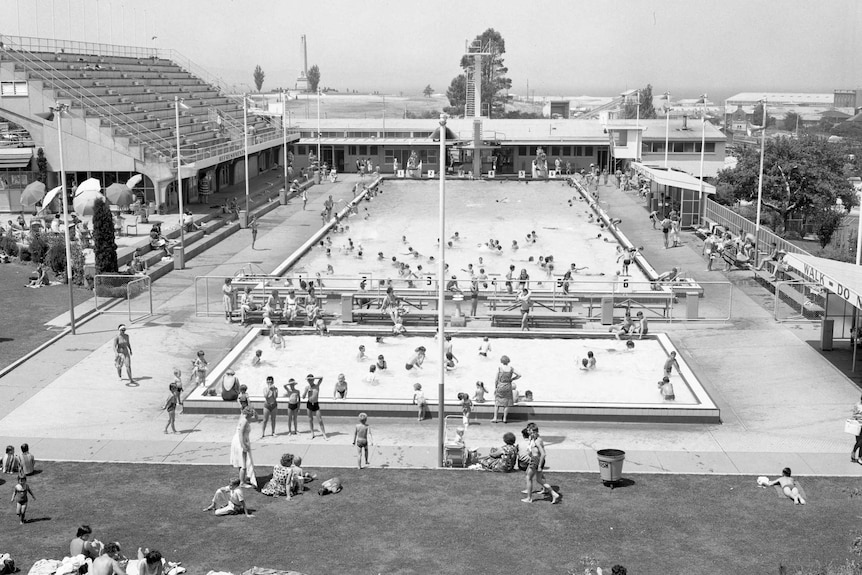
[4,444,36,524]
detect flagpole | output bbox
[754,98,767,268]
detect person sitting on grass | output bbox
[203,477,253,516]
[768,467,806,505]
[476,432,519,472]
[27,264,49,287]
[91,542,126,575]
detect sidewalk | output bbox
[0,176,859,477]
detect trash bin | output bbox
[597,449,625,486]
[238,210,248,228]
[601,297,614,325]
[279,188,288,205]
[685,290,700,319]
[821,319,834,351]
[172,245,185,270]
[314,170,321,185]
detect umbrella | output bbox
[106,183,134,208]
[41,186,64,211]
[126,174,143,189]
[19,181,46,207]
[73,178,104,217]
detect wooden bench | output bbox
[751,268,825,318]
[585,292,675,318]
[229,305,335,325]
[351,309,440,326]
[490,310,585,328]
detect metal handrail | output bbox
[1,34,176,158]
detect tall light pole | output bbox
[174,96,189,269]
[698,94,707,200]
[662,91,671,168]
[316,87,322,169]
[754,98,767,267]
[243,93,250,217]
[37,104,76,334]
[282,89,288,188]
[435,114,448,468]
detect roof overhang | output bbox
[0,147,34,168]
[632,162,716,194]
[782,252,862,309]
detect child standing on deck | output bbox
[458,392,473,427]
[163,383,179,434]
[413,383,428,421]
[352,413,372,469]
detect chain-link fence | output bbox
[93,274,153,323]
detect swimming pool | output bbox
[185,329,719,423]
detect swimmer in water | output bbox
[512,240,519,250]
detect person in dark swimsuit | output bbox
[284,379,301,436]
[491,355,521,424]
[113,324,133,383]
[302,374,327,440]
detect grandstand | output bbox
[0,35,297,211]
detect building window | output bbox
[297,145,306,155]
[518,146,528,156]
[359,145,367,155]
[348,146,357,155]
[672,142,685,153]
[551,146,560,156]
[369,146,378,155]
[705,142,715,153]
[562,146,571,156]
[583,146,593,156]
[384,149,394,160]
[0,82,28,96]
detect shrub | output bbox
[0,236,18,257]
[92,198,118,274]
[28,233,48,263]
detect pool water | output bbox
[292,180,650,293]
[225,334,698,405]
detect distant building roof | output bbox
[725,92,834,105]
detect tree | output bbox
[253,65,265,92]
[622,84,657,119]
[445,74,467,117]
[35,148,48,183]
[307,65,320,92]
[446,28,512,118]
[831,121,862,142]
[715,135,855,236]
[811,208,845,248]
[92,198,118,274]
[783,111,802,133]
[751,103,775,128]
[423,84,434,98]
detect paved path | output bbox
[0,176,860,477]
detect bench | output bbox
[351,309,440,326]
[751,268,825,317]
[490,310,585,328]
[229,305,335,325]
[585,292,675,318]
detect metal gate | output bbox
[93,274,153,323]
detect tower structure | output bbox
[295,35,310,92]
[463,39,492,118]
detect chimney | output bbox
[682,115,688,130]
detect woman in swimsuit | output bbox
[113,324,133,383]
[522,424,561,504]
[491,355,520,424]
[768,467,806,505]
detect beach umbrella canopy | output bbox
[105,183,134,208]
[73,178,104,217]
[19,181,46,207]
[126,173,143,189]
[41,185,64,211]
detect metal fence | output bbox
[195,274,734,323]
[703,199,813,260]
[93,274,153,323]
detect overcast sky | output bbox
[8,0,862,101]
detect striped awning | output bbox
[0,147,34,168]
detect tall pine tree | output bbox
[92,198,119,274]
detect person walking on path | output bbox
[230,407,258,488]
[491,355,520,424]
[113,324,133,384]
[302,374,328,440]
[261,376,278,438]
[521,423,561,504]
[11,473,35,524]
[850,394,862,464]
[250,215,259,249]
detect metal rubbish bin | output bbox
[279,189,288,205]
[314,170,321,185]
[172,245,185,270]
[238,210,248,228]
[597,449,625,486]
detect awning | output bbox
[783,252,862,309]
[0,147,34,168]
[658,159,726,178]
[632,162,716,194]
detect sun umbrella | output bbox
[75,178,102,195]
[105,183,134,208]
[19,181,46,207]
[73,189,105,217]
[126,173,143,189]
[41,185,64,211]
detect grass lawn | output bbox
[0,261,91,370]
[3,462,861,575]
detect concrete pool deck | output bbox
[0,175,859,476]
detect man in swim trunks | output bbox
[91,542,127,575]
[261,376,278,438]
[302,374,327,439]
[284,378,300,435]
